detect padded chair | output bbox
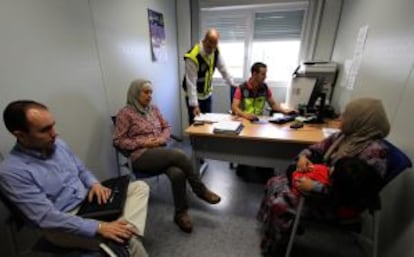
[0,188,101,257]
[284,140,412,257]
[110,116,182,180]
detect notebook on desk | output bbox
[77,175,130,221]
[213,120,243,135]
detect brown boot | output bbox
[174,211,193,233]
[197,189,221,204]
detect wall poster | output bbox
[147,9,167,62]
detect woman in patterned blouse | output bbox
[113,79,221,233]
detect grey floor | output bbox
[143,160,265,257]
[142,158,373,257]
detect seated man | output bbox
[232,62,294,121]
[0,100,149,257]
[231,62,295,181]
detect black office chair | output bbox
[0,153,88,254]
[284,140,412,257]
[0,188,101,257]
[229,86,237,169]
[110,116,183,180]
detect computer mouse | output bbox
[250,116,260,122]
[290,122,304,129]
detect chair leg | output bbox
[285,197,305,257]
[372,211,379,257]
[200,161,209,177]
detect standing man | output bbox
[232,62,295,121]
[0,100,149,257]
[182,28,237,124]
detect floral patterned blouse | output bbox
[113,105,171,161]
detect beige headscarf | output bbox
[325,97,390,163]
[127,79,153,116]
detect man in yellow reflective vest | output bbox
[232,62,294,121]
[182,28,236,124]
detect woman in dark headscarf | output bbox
[257,97,390,253]
[113,79,221,234]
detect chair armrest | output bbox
[170,134,183,142]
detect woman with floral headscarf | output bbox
[257,97,390,253]
[113,79,221,234]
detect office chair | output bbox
[284,140,412,257]
[229,86,237,169]
[110,116,183,180]
[110,116,160,181]
[0,188,101,257]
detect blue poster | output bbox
[148,9,167,62]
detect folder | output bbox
[213,121,243,135]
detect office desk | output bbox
[185,116,340,172]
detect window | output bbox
[200,6,305,85]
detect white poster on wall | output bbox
[346,25,369,90]
[340,59,353,88]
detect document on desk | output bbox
[322,128,340,138]
[213,121,243,135]
[194,113,230,123]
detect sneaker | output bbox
[197,189,221,204]
[174,211,193,233]
[99,240,129,257]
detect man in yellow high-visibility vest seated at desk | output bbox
[230,62,296,181]
[231,62,295,121]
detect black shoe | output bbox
[174,211,193,233]
[197,189,221,204]
[99,240,129,257]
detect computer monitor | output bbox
[305,78,326,124]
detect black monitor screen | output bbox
[307,79,323,110]
[306,78,326,123]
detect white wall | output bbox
[312,0,342,61]
[0,0,115,179]
[90,0,181,138]
[176,0,193,131]
[331,0,414,256]
[0,0,180,179]
[0,1,180,254]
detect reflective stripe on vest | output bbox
[182,44,218,98]
[240,82,268,115]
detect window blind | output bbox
[200,9,304,41]
[200,11,248,41]
[254,10,304,41]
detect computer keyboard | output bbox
[268,114,297,124]
[77,175,130,221]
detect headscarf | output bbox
[324,97,390,162]
[126,79,153,116]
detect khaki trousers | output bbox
[44,181,149,257]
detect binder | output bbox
[212,121,243,135]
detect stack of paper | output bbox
[213,121,243,134]
[322,128,340,138]
[194,113,230,123]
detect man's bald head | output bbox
[204,28,220,41]
[202,28,220,55]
